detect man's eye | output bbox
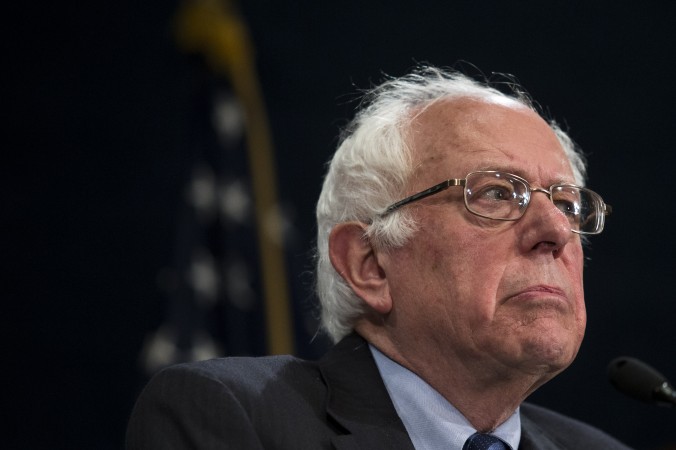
[480,186,514,201]
[554,200,580,217]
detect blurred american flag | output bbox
[139,0,317,375]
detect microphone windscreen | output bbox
[608,356,668,404]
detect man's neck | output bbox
[359,327,553,432]
[370,344,522,449]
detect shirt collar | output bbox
[370,345,521,450]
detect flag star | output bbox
[187,164,216,215]
[188,249,219,304]
[212,93,244,144]
[190,331,222,362]
[220,179,250,223]
[141,326,178,373]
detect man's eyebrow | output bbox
[472,164,523,175]
[471,165,574,184]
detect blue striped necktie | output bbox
[462,432,509,450]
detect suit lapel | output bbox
[519,411,565,450]
[319,334,415,450]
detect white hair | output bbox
[316,66,587,342]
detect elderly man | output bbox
[127,67,630,449]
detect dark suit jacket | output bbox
[127,334,632,449]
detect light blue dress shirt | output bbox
[370,345,521,450]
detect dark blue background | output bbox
[7,1,676,448]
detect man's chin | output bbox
[516,334,581,376]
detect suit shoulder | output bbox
[128,355,332,449]
[150,354,321,395]
[521,402,633,449]
[163,354,314,378]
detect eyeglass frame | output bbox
[379,170,612,235]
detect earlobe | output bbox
[328,222,392,314]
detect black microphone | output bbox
[608,356,676,407]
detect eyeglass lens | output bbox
[464,172,604,233]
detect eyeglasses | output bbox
[380,170,612,235]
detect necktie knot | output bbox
[462,432,509,450]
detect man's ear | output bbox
[328,222,392,314]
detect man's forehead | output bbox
[409,97,538,146]
[408,97,571,179]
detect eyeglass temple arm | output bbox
[381,179,465,216]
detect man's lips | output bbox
[504,285,569,303]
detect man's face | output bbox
[381,98,586,383]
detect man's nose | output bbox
[518,188,574,254]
